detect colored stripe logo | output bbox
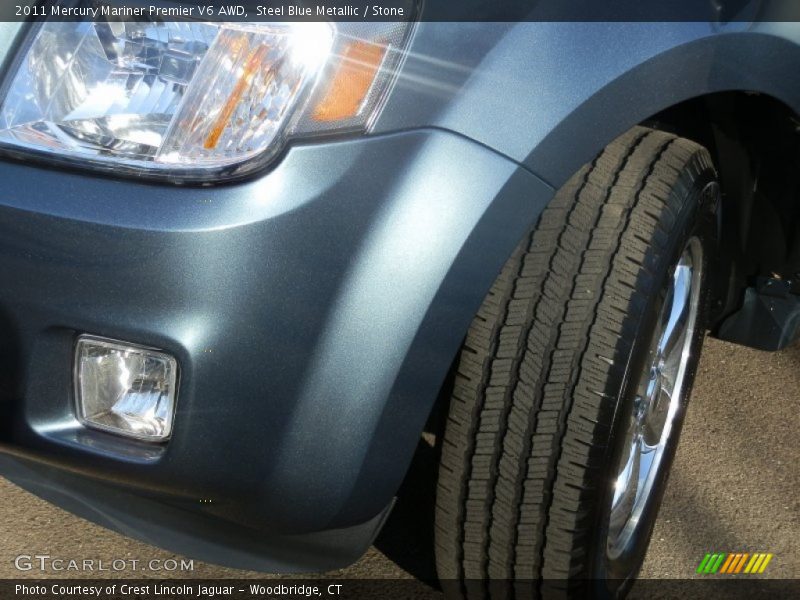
[696,552,774,574]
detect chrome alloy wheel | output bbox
[606,237,703,559]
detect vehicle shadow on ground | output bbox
[373,436,441,586]
[638,338,800,580]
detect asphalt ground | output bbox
[1,337,798,591]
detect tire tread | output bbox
[435,126,714,596]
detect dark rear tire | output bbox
[434,126,719,598]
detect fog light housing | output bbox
[75,336,178,442]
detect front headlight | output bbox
[0,17,411,181]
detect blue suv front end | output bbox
[0,112,553,573]
[2,12,800,575]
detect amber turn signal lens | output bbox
[313,41,388,122]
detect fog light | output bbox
[75,336,178,442]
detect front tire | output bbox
[434,127,718,598]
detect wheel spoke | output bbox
[636,439,658,504]
[657,262,692,363]
[610,424,642,530]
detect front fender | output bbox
[375,20,800,187]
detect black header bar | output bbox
[4,0,800,23]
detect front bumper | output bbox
[0,129,553,571]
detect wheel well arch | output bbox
[423,91,800,444]
[400,29,800,549]
[643,91,800,329]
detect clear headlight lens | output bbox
[0,18,410,180]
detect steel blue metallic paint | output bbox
[0,129,552,558]
[376,21,800,186]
